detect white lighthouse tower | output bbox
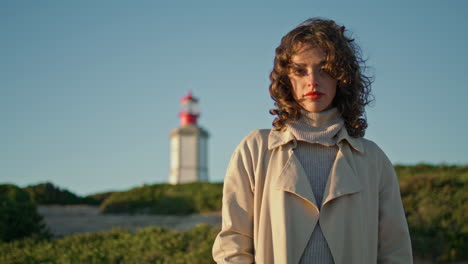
[169,91,209,184]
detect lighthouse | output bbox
[169,91,209,184]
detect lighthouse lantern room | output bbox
[169,91,209,184]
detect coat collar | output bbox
[269,126,364,209]
[268,127,364,154]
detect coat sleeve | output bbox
[377,152,413,264]
[212,141,256,263]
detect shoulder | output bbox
[228,129,271,164]
[358,138,396,178]
[236,129,271,150]
[336,127,393,169]
[243,129,271,141]
[226,129,271,175]
[354,137,388,161]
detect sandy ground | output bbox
[38,205,221,238]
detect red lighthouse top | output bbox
[179,91,200,126]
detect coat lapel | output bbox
[322,142,362,207]
[270,148,318,209]
[268,127,364,209]
[268,145,320,263]
[269,140,362,211]
[269,129,317,208]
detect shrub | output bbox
[84,191,115,205]
[398,166,468,262]
[100,182,223,215]
[24,182,99,205]
[0,184,49,242]
[0,224,218,264]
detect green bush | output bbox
[398,165,468,262]
[0,184,49,242]
[0,224,218,264]
[24,182,99,205]
[84,191,115,205]
[395,164,468,181]
[100,182,223,215]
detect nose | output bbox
[307,69,320,88]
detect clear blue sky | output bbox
[2,1,467,196]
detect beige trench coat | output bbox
[212,128,412,264]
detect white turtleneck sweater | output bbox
[285,107,344,264]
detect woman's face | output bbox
[288,44,337,113]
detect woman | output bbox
[212,18,412,264]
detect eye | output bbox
[291,67,308,76]
[319,66,331,76]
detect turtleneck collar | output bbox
[285,107,344,146]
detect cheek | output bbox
[326,79,338,97]
[331,83,338,96]
[288,77,303,99]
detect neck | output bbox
[286,107,344,146]
[299,108,341,127]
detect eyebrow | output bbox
[289,60,327,67]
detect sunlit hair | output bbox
[269,18,373,137]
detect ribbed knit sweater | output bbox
[285,107,344,264]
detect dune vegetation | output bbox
[0,164,466,263]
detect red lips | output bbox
[304,91,324,100]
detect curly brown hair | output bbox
[269,18,373,137]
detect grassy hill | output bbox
[99,182,223,215]
[397,164,468,262]
[24,182,100,206]
[2,164,466,262]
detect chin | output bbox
[303,104,332,113]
